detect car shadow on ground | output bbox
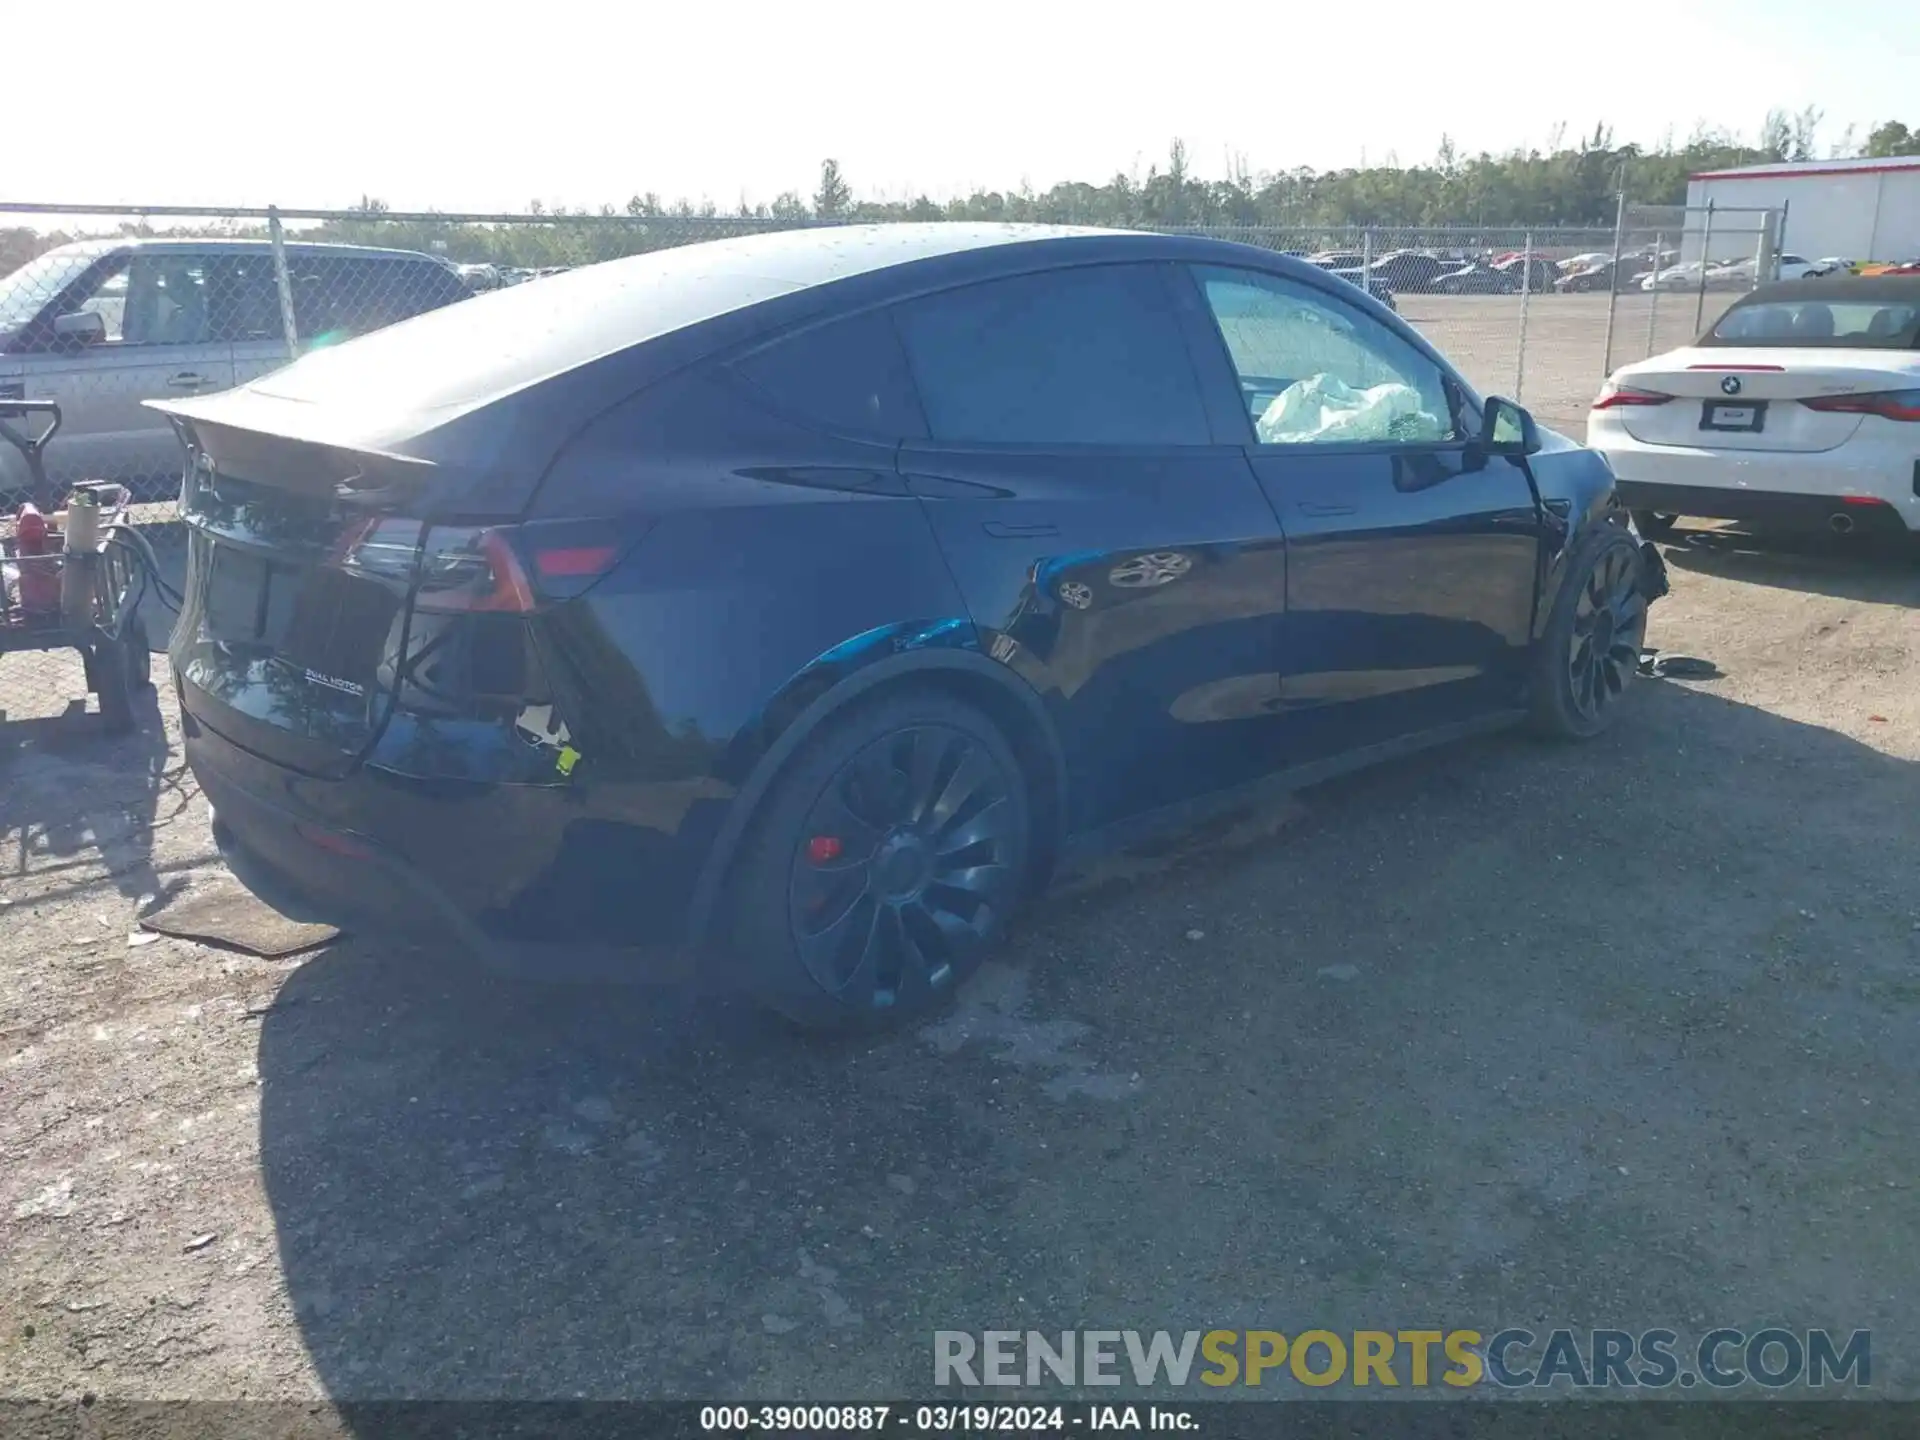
[1660,527,1920,604]
[256,680,1920,1409]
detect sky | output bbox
[9,0,1917,217]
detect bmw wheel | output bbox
[732,691,1032,1029]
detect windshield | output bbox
[1705,297,1920,349]
[0,248,96,333]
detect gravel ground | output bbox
[3,519,1917,1408]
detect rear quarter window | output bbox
[727,308,927,440]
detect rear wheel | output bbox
[1530,527,1651,740]
[730,691,1032,1030]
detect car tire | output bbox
[1631,511,1680,540]
[729,689,1033,1031]
[1529,525,1651,741]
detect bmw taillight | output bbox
[1801,389,1920,422]
[1592,382,1673,410]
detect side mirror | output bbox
[52,311,107,347]
[1481,395,1539,456]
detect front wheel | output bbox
[729,691,1033,1030]
[1530,527,1652,740]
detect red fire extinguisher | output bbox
[14,503,61,614]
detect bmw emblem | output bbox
[1720,375,1742,396]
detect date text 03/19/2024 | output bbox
[699,1406,1191,1432]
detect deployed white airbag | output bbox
[1255,374,1446,445]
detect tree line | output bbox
[5,113,1916,278]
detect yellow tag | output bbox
[555,746,581,777]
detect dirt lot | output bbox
[3,519,1917,1408]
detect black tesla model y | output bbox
[155,224,1665,1028]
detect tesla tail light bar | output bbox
[1592,383,1673,410]
[1801,389,1920,422]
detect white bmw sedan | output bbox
[1588,278,1920,539]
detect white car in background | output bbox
[1588,277,1920,538]
[1640,261,1717,292]
[1706,253,1826,287]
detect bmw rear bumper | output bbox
[1615,480,1914,536]
[1593,431,1920,533]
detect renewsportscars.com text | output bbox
[933,1328,1870,1390]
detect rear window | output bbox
[1705,297,1920,348]
[892,264,1210,446]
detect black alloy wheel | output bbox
[1566,540,1648,727]
[1530,526,1652,740]
[790,724,1021,1011]
[733,692,1031,1028]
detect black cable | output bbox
[107,525,185,613]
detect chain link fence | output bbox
[1,199,1775,729]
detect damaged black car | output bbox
[153,224,1666,1029]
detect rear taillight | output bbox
[1801,389,1920,422]
[1593,382,1673,410]
[414,528,539,614]
[414,521,632,614]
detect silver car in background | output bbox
[0,238,471,499]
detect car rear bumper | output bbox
[181,707,703,985]
[1613,481,1914,536]
[1591,430,1920,532]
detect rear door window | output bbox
[891,264,1211,446]
[729,308,927,439]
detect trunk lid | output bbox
[1608,347,1920,453]
[169,419,446,779]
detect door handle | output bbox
[1297,501,1358,517]
[166,372,212,389]
[982,521,1060,539]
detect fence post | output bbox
[1514,230,1533,400]
[1359,227,1372,296]
[268,206,299,364]
[1645,232,1664,358]
[1600,190,1626,380]
[1693,199,1715,334]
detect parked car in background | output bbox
[1706,253,1825,288]
[1431,263,1517,295]
[0,238,471,499]
[1555,257,1647,294]
[1492,255,1559,292]
[1325,267,1399,310]
[1640,262,1716,292]
[1589,276,1920,539]
[1367,250,1453,294]
[155,224,1660,1030]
